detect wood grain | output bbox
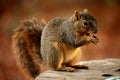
[35,59,120,80]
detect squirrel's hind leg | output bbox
[50,42,75,72]
[56,66,75,72]
[66,51,88,69]
[69,65,88,69]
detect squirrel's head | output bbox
[72,9,97,36]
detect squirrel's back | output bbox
[41,17,66,42]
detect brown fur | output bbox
[12,19,46,80]
[12,9,98,80]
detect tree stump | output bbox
[35,59,120,80]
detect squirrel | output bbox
[12,9,99,80]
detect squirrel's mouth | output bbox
[86,32,94,36]
[76,27,96,37]
[86,32,96,37]
[76,30,92,36]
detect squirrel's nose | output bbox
[93,28,97,33]
[91,22,97,33]
[89,26,97,34]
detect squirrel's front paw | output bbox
[91,35,99,44]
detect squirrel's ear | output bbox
[74,10,80,21]
[83,9,89,13]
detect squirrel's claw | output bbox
[91,35,99,45]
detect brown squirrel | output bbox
[12,9,99,80]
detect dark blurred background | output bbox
[0,0,120,80]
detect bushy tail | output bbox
[12,19,45,80]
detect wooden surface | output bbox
[35,59,120,80]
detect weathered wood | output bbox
[35,59,120,80]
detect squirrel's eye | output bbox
[82,21,89,27]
